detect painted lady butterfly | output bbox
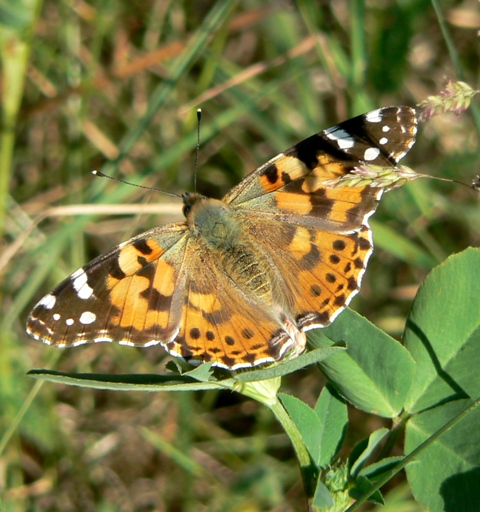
[27,106,417,370]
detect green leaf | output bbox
[279,386,348,469]
[404,248,480,413]
[183,362,215,382]
[314,385,348,468]
[349,428,389,478]
[311,309,415,417]
[279,393,322,464]
[349,475,384,505]
[405,399,480,512]
[312,479,334,509]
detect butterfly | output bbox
[27,106,417,370]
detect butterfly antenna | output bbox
[194,108,202,193]
[92,170,180,198]
[419,173,480,192]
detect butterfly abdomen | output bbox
[221,245,272,303]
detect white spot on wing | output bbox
[325,127,355,149]
[144,340,161,347]
[79,311,96,325]
[379,137,388,145]
[364,147,380,161]
[66,318,74,326]
[39,294,56,310]
[71,268,84,279]
[72,268,94,300]
[94,336,113,343]
[337,138,355,150]
[365,109,383,123]
[53,313,60,321]
[119,340,135,346]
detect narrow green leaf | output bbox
[350,428,389,478]
[370,220,437,268]
[234,347,344,382]
[140,427,204,476]
[358,456,405,480]
[28,369,224,392]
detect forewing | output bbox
[224,106,417,233]
[27,224,189,347]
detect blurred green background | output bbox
[1,1,479,510]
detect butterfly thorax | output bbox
[183,193,240,249]
[183,192,273,305]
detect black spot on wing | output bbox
[133,238,154,255]
[189,327,201,339]
[263,163,279,184]
[109,257,126,280]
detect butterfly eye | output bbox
[183,203,192,216]
[182,192,194,217]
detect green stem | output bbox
[0,349,60,457]
[0,0,43,239]
[346,398,480,511]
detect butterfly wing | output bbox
[27,224,190,348]
[224,106,417,330]
[224,106,417,212]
